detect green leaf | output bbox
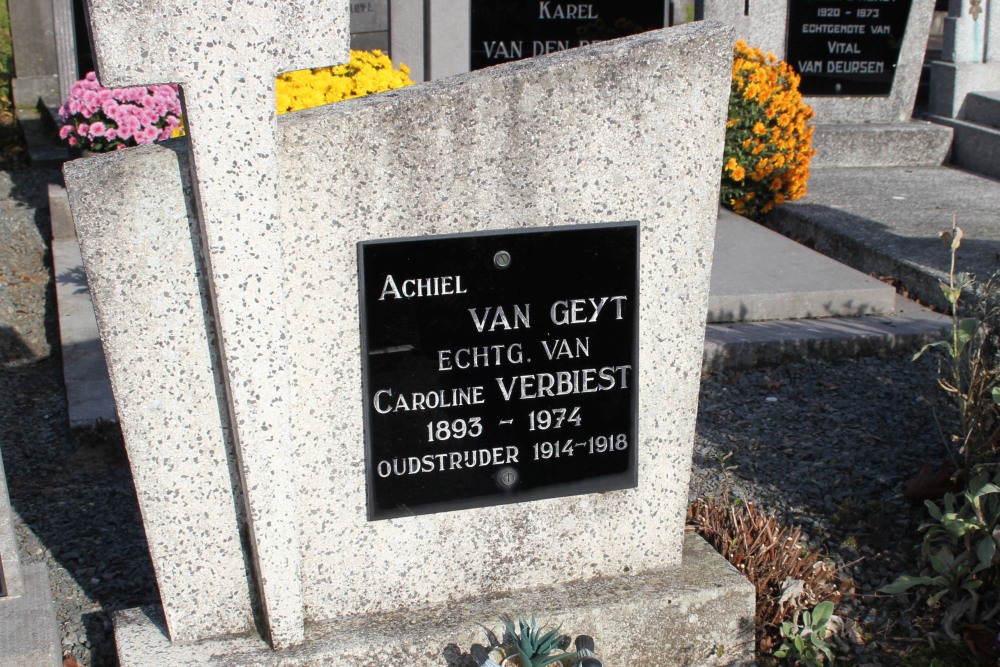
[972,483,1000,501]
[879,574,934,594]
[955,318,979,354]
[992,386,999,406]
[913,340,950,361]
[941,284,962,306]
[794,636,805,652]
[810,601,835,628]
[925,500,944,521]
[928,588,950,606]
[978,534,996,567]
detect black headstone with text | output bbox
[470,1,664,70]
[359,223,639,520]
[786,0,913,96]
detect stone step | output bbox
[964,90,1000,128]
[926,113,1000,180]
[704,294,948,372]
[810,121,952,168]
[48,184,117,428]
[709,208,896,323]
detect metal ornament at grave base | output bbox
[359,223,639,520]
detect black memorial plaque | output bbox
[786,0,913,96]
[359,223,639,520]
[470,0,664,70]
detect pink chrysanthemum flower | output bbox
[57,71,184,153]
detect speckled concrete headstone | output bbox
[82,0,350,648]
[67,23,745,663]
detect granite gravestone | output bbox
[350,0,389,52]
[929,0,1000,118]
[786,0,914,97]
[471,0,664,69]
[701,0,951,168]
[65,8,754,664]
[82,0,352,648]
[393,0,671,81]
[701,0,936,123]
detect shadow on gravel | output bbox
[0,325,33,362]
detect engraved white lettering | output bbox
[438,343,524,371]
[549,296,626,325]
[379,274,467,300]
[483,41,523,59]
[468,304,531,332]
[538,2,599,19]
[541,337,590,360]
[826,41,860,54]
[495,365,631,401]
[373,386,485,413]
[376,445,520,476]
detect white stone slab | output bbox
[49,185,117,427]
[64,146,257,642]
[82,0,352,647]
[0,564,61,667]
[708,208,896,322]
[66,21,734,642]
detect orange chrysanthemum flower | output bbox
[720,41,815,219]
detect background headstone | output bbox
[929,0,1000,118]
[392,0,674,81]
[700,0,952,169]
[700,0,937,123]
[350,0,389,52]
[926,1,1000,178]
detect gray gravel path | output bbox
[0,167,961,665]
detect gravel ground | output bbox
[0,166,965,665]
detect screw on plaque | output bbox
[496,466,519,489]
[493,250,511,269]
